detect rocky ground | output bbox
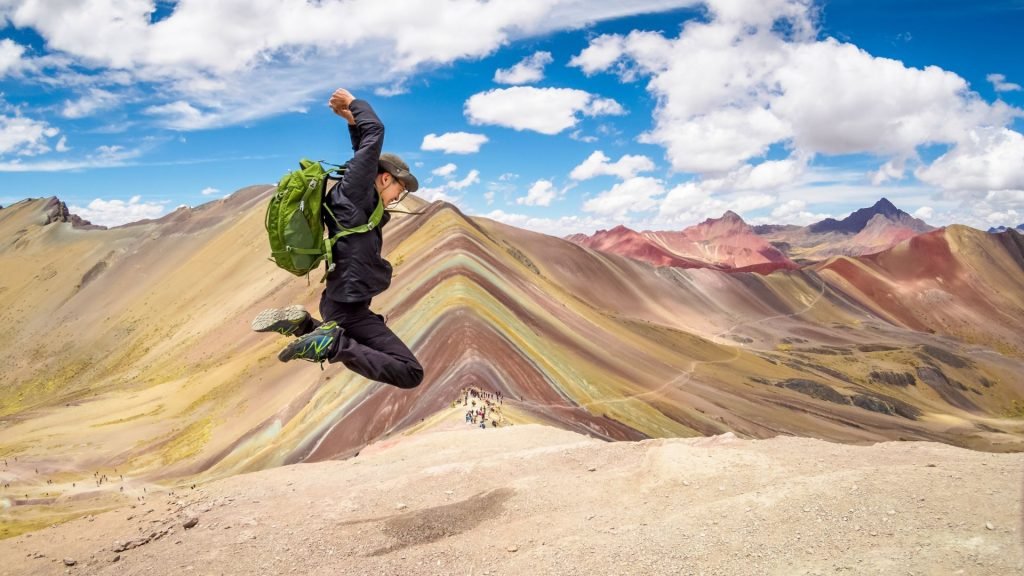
[1,420,1021,576]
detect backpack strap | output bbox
[319,195,386,283]
[318,159,347,171]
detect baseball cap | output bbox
[378,152,419,193]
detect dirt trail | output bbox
[2,421,1021,576]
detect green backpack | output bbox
[265,159,384,280]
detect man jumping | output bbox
[252,88,424,390]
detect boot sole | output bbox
[252,305,309,334]
[278,325,340,363]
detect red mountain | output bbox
[565,224,708,269]
[567,212,798,273]
[814,225,1024,355]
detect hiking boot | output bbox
[252,305,312,336]
[277,321,341,365]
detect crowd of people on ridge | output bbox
[452,386,507,429]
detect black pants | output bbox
[318,293,423,389]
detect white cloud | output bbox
[143,101,217,130]
[416,186,461,204]
[737,157,806,190]
[570,150,656,181]
[486,178,516,205]
[871,157,907,186]
[421,132,489,154]
[494,51,553,84]
[0,114,59,156]
[987,73,1021,93]
[915,128,1024,191]
[516,179,557,206]
[95,145,126,159]
[200,187,220,196]
[0,142,143,172]
[69,195,167,226]
[373,81,408,97]
[62,88,121,119]
[985,208,1019,225]
[465,86,625,135]
[414,166,480,205]
[432,163,458,178]
[633,154,806,220]
[985,189,1024,205]
[476,208,624,238]
[912,206,934,220]
[978,190,1024,226]
[449,169,480,190]
[771,199,806,219]
[2,0,694,130]
[699,155,809,192]
[917,187,1024,229]
[582,176,666,218]
[584,97,625,117]
[654,180,779,226]
[569,34,627,76]
[483,195,829,235]
[569,129,598,143]
[0,38,26,76]
[572,0,1021,179]
[762,198,832,226]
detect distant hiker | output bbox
[252,88,423,390]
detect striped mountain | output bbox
[1,190,1023,536]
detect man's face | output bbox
[379,173,407,206]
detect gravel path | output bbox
[2,424,1021,575]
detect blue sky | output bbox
[1,0,1022,234]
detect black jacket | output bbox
[323,99,393,303]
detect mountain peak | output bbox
[874,197,895,207]
[693,210,750,235]
[590,224,635,237]
[41,196,105,230]
[809,197,912,235]
[872,197,899,214]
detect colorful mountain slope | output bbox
[814,225,1024,356]
[1,191,1023,537]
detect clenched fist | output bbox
[329,88,356,124]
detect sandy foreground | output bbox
[1,421,1022,576]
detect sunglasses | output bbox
[386,178,409,206]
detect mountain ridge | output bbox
[2,188,1024,539]
[808,197,925,234]
[754,197,935,261]
[568,210,797,272]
